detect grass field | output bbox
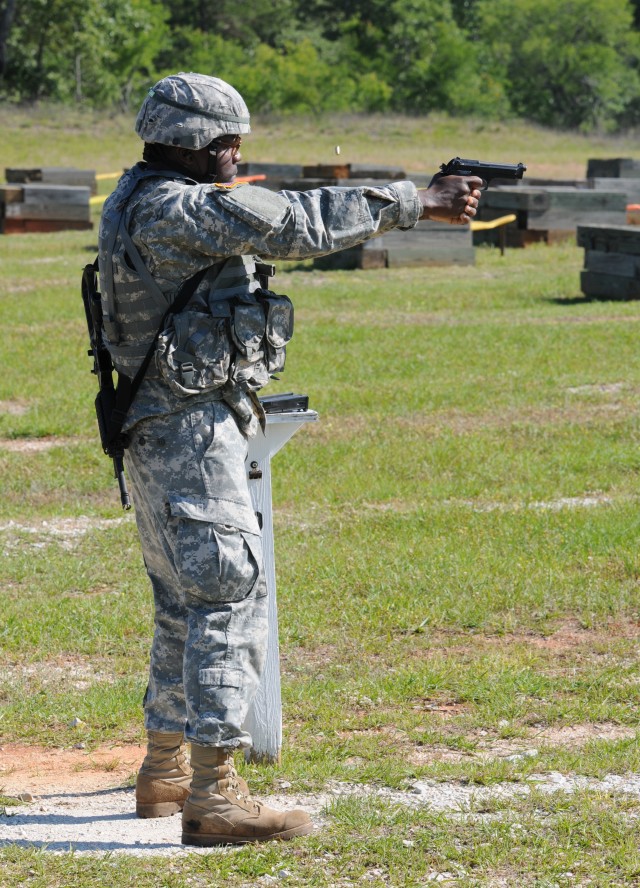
[3,102,640,178]
[1,108,640,886]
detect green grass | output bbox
[3,102,640,179]
[2,107,640,885]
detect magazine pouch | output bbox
[260,291,294,373]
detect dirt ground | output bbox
[2,720,636,799]
[0,743,146,797]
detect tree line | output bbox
[1,0,640,132]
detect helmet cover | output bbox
[135,72,251,149]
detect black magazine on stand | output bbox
[259,392,309,414]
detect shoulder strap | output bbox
[102,164,199,320]
[117,219,170,311]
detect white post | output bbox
[243,408,318,763]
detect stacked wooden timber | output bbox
[284,162,406,192]
[474,186,628,247]
[5,167,97,195]
[584,157,640,207]
[578,224,640,300]
[480,158,640,208]
[586,158,640,179]
[0,183,93,234]
[313,221,474,270]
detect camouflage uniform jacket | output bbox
[98,162,422,430]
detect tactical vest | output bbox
[98,164,293,399]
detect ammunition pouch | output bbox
[155,289,293,398]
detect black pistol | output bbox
[439,157,527,189]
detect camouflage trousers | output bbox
[124,399,268,748]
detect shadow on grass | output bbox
[545,294,632,305]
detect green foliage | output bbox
[160,0,296,47]
[239,40,392,114]
[385,0,509,117]
[156,33,392,114]
[0,0,169,106]
[475,0,640,131]
[297,0,508,117]
[2,0,640,128]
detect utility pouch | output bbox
[155,306,232,397]
[259,291,294,373]
[229,297,269,391]
[229,290,293,390]
[230,300,266,359]
[230,354,270,391]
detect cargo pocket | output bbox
[197,666,246,741]
[199,666,243,709]
[169,494,265,604]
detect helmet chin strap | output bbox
[205,148,219,182]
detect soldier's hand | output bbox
[418,175,483,225]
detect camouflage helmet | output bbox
[135,72,251,149]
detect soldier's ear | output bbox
[176,147,196,167]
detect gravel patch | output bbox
[0,436,75,453]
[2,773,640,856]
[0,515,132,552]
[0,516,129,538]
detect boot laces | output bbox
[224,762,251,801]
[229,771,260,812]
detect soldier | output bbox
[97,71,482,846]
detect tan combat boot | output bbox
[181,745,313,845]
[135,730,192,818]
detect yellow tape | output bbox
[470,214,517,232]
[95,172,122,181]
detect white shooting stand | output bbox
[243,407,318,763]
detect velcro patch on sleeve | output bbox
[214,183,290,232]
